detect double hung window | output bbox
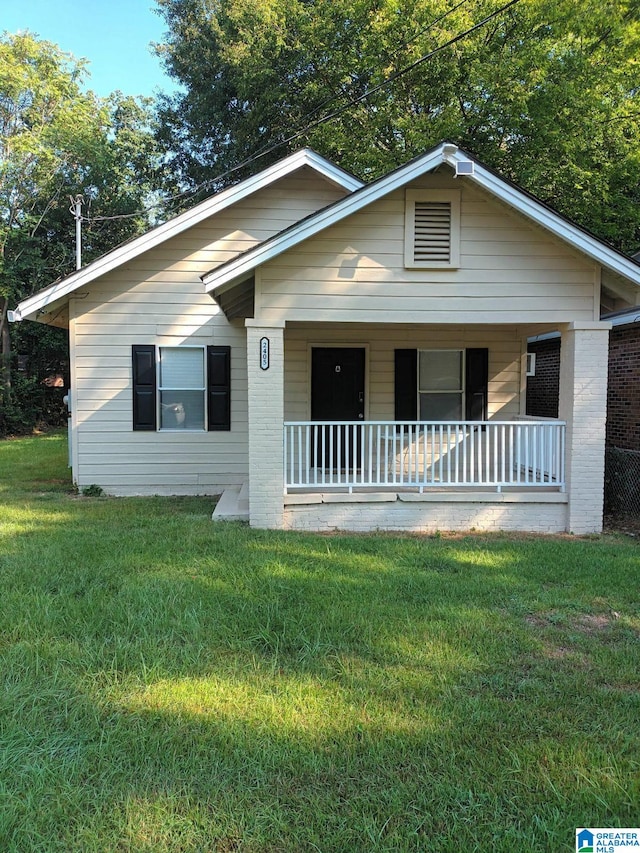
[132,344,231,432]
[394,348,488,422]
[159,347,205,430]
[418,350,463,420]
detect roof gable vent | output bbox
[405,189,460,268]
[414,201,452,264]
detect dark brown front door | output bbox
[311,347,365,468]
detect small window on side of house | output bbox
[159,347,205,430]
[404,189,461,269]
[526,352,536,377]
[132,345,231,432]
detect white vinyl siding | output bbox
[259,177,598,325]
[404,189,460,268]
[283,323,523,423]
[71,168,348,495]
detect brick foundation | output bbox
[284,494,567,533]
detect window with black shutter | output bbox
[394,348,488,421]
[207,345,231,431]
[131,344,231,432]
[132,345,157,431]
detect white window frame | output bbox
[418,348,465,420]
[158,345,206,431]
[404,189,461,269]
[526,352,536,377]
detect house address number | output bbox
[260,337,269,370]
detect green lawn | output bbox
[1,432,639,852]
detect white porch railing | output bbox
[284,420,566,493]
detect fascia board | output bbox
[449,154,640,287]
[604,309,640,327]
[16,149,363,321]
[203,145,448,293]
[203,141,640,297]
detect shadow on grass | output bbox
[1,501,639,852]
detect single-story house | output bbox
[13,142,640,534]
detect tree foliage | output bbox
[0,32,165,433]
[155,0,640,251]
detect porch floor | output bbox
[285,486,567,506]
[212,481,567,524]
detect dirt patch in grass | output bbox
[525,611,621,633]
[574,613,614,633]
[603,682,639,693]
[539,643,592,670]
[524,612,560,628]
[543,645,572,660]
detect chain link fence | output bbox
[604,446,640,533]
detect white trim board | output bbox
[14,149,363,322]
[203,142,640,298]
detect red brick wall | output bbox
[526,326,640,453]
[526,338,560,419]
[607,325,640,452]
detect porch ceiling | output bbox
[214,275,255,320]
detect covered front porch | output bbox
[242,319,609,534]
[279,415,568,532]
[284,417,565,493]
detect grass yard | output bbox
[1,432,639,852]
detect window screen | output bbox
[418,350,463,420]
[159,348,205,430]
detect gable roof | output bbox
[13,148,363,322]
[202,141,640,300]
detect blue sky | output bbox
[2,0,176,99]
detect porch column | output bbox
[558,321,611,534]
[245,319,285,529]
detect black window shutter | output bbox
[394,349,417,421]
[465,348,488,421]
[132,345,156,430]
[207,346,231,431]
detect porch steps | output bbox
[212,481,249,522]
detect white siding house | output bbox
[14,143,640,534]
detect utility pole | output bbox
[69,195,84,270]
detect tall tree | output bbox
[155,0,640,250]
[0,32,165,432]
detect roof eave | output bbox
[15,148,363,320]
[203,142,640,294]
[203,142,449,292]
[458,154,640,285]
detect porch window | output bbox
[394,348,488,422]
[131,344,231,431]
[418,349,463,419]
[159,347,205,430]
[404,189,460,268]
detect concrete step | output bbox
[237,480,249,512]
[212,484,249,522]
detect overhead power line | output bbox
[86,0,521,225]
